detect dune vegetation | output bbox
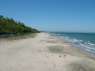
[0,15,40,36]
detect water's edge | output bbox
[48,32,95,59]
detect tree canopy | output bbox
[0,15,40,35]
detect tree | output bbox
[0,15,40,35]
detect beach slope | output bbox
[0,33,95,71]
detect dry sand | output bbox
[0,33,95,71]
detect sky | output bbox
[0,0,95,32]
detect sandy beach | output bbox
[0,33,95,71]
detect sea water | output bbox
[50,32,95,54]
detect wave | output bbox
[64,36,95,54]
[51,33,95,54]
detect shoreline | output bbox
[49,32,95,59]
[0,33,95,71]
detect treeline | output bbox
[0,15,40,35]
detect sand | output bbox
[0,33,95,71]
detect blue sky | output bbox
[0,0,95,32]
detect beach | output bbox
[0,33,95,71]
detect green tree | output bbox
[0,15,40,35]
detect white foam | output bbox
[50,33,95,54]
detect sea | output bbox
[49,32,95,54]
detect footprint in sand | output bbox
[66,60,95,71]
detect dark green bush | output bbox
[0,15,40,35]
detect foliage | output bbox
[0,15,40,35]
